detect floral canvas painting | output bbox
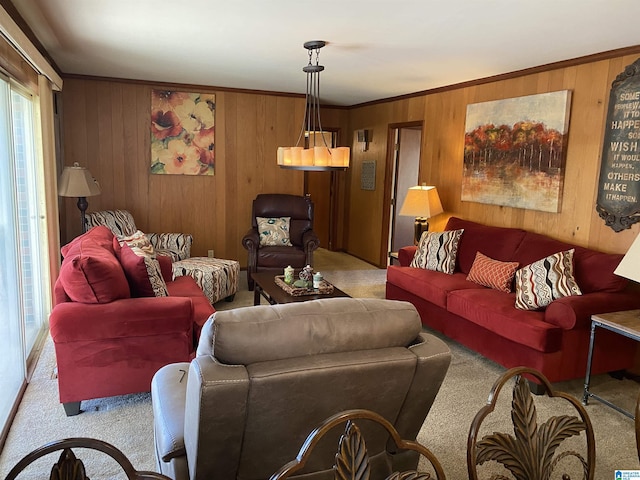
[462,90,572,212]
[151,90,215,175]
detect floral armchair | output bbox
[85,209,192,261]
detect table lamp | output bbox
[615,233,640,285]
[399,185,443,244]
[58,162,101,233]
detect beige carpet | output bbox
[1,251,638,478]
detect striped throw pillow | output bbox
[410,229,464,274]
[466,251,519,292]
[514,249,582,310]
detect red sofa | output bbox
[50,226,215,416]
[386,217,640,384]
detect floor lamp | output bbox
[399,185,443,244]
[58,162,101,233]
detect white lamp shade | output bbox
[615,233,640,284]
[399,186,443,218]
[58,163,101,198]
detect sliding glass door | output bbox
[12,87,47,355]
[0,75,49,437]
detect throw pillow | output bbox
[58,238,130,304]
[117,231,169,297]
[118,230,154,254]
[466,251,519,293]
[117,244,169,297]
[257,217,293,246]
[410,229,464,274]
[61,225,115,258]
[514,248,582,311]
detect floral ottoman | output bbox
[172,257,239,304]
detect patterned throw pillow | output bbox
[118,230,154,254]
[257,217,293,246]
[118,230,168,297]
[410,229,464,274]
[514,249,582,311]
[466,251,519,293]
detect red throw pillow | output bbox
[61,225,115,258]
[466,251,519,293]
[156,254,173,282]
[58,239,130,303]
[117,243,169,297]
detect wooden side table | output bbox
[582,309,640,419]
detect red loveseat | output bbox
[50,226,215,416]
[386,217,640,384]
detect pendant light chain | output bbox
[277,40,350,170]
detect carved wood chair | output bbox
[270,409,446,480]
[467,367,595,480]
[5,437,171,480]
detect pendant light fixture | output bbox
[277,40,350,171]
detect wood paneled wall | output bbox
[60,49,640,270]
[347,52,640,266]
[59,78,352,265]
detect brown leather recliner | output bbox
[241,194,320,290]
[151,298,451,480]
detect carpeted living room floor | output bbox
[1,249,638,479]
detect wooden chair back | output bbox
[5,437,171,480]
[270,409,446,480]
[467,367,595,480]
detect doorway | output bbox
[383,122,423,264]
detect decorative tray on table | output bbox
[274,275,335,296]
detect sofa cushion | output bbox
[466,251,519,293]
[387,266,483,308]
[58,238,130,304]
[514,249,582,310]
[572,247,627,293]
[447,288,562,353]
[410,229,464,274]
[257,216,292,246]
[166,276,215,329]
[257,246,306,268]
[445,217,527,274]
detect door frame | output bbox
[380,121,423,265]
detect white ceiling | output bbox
[11,0,640,106]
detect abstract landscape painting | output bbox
[462,90,572,212]
[151,90,215,175]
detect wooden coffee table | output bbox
[252,272,350,306]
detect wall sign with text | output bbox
[596,58,640,231]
